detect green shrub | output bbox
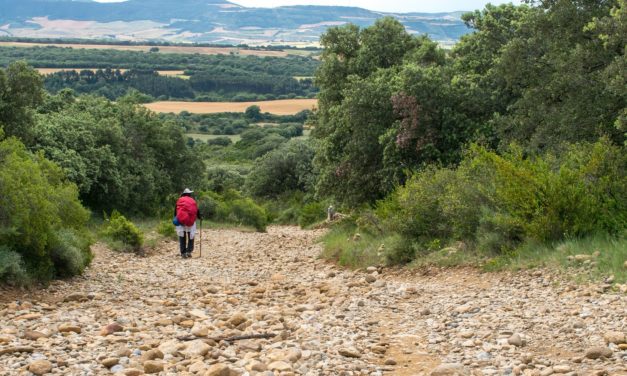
[101,211,144,251]
[379,140,627,264]
[197,192,223,221]
[0,137,92,283]
[49,229,93,278]
[298,202,326,228]
[384,238,417,265]
[230,198,268,232]
[0,246,29,285]
[156,220,177,239]
[262,191,306,225]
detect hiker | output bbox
[174,188,200,258]
[327,205,336,221]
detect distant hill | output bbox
[0,0,471,46]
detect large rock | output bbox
[430,363,469,376]
[23,330,47,341]
[553,365,572,373]
[158,339,185,355]
[189,361,209,374]
[191,324,209,337]
[267,361,293,372]
[508,333,524,347]
[204,363,231,376]
[247,361,267,372]
[144,360,164,374]
[28,360,53,375]
[585,346,613,359]
[228,313,247,327]
[337,347,361,358]
[182,339,211,358]
[100,322,124,336]
[141,348,164,362]
[101,357,120,368]
[603,331,626,345]
[63,293,88,302]
[58,324,81,334]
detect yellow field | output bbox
[0,42,289,57]
[144,99,318,115]
[35,68,186,77]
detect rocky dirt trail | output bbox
[1,226,626,376]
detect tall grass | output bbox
[483,235,627,283]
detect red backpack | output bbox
[176,196,198,226]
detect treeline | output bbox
[0,46,318,73]
[312,1,626,267]
[44,69,194,100]
[161,108,310,135]
[19,47,319,100]
[43,68,315,101]
[0,62,205,283]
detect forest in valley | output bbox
[0,0,625,285]
[0,46,319,101]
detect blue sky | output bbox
[94,1,521,13]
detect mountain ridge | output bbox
[0,0,471,46]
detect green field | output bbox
[187,129,310,143]
[187,133,242,143]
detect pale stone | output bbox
[228,313,247,326]
[28,360,53,375]
[182,340,211,358]
[267,360,293,372]
[58,323,81,334]
[204,363,231,376]
[508,334,524,347]
[101,357,119,368]
[144,360,164,374]
[430,363,469,376]
[585,346,613,359]
[603,331,626,345]
[338,347,361,358]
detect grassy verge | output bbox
[319,222,401,268]
[320,224,627,284]
[483,235,627,283]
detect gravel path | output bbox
[1,226,625,376]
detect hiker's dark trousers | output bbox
[179,232,194,255]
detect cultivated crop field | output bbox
[144,99,318,115]
[187,133,242,143]
[0,41,291,57]
[36,68,187,77]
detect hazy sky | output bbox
[231,1,520,13]
[94,0,521,13]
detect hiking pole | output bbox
[199,219,202,259]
